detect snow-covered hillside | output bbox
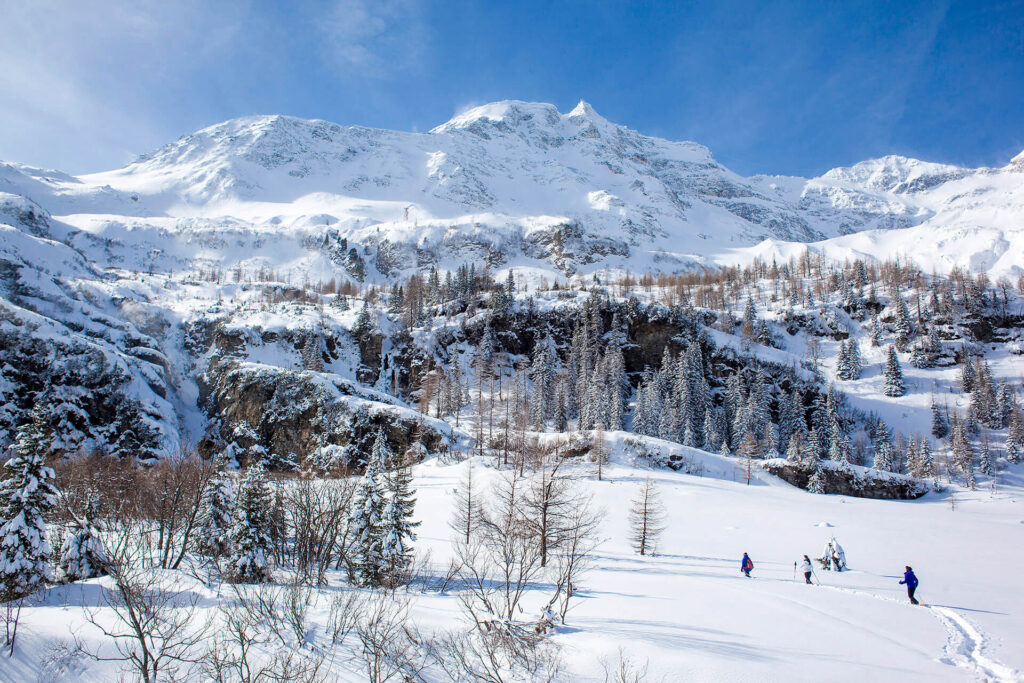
[2,101,1023,284]
[7,443,1024,682]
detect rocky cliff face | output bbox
[762,460,928,500]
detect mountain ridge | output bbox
[1,100,1022,279]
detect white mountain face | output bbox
[3,99,1020,283]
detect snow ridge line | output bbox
[929,606,1021,682]
[811,582,1020,681]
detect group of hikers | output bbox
[739,552,921,605]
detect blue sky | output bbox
[1,0,1021,176]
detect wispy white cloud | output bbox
[314,0,430,78]
[0,0,428,172]
[0,1,251,171]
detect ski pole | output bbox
[793,562,797,582]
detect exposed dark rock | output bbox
[762,459,927,500]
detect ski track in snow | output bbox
[930,606,1021,682]
[813,580,1021,682]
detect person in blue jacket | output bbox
[899,565,919,604]
[741,553,754,577]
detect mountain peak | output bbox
[431,100,562,134]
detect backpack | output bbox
[744,558,753,571]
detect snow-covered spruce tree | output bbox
[380,463,419,587]
[872,425,896,473]
[909,339,931,369]
[914,439,935,479]
[703,407,722,452]
[530,335,556,429]
[807,467,826,494]
[979,439,994,477]
[0,411,59,600]
[836,340,850,380]
[882,346,906,397]
[196,454,236,560]
[951,419,976,489]
[58,494,108,583]
[996,382,1015,429]
[893,295,913,351]
[931,399,949,439]
[741,296,757,340]
[785,431,803,464]
[351,429,389,587]
[828,423,851,466]
[228,461,273,583]
[628,476,666,556]
[604,346,628,431]
[1007,409,1024,464]
[301,328,324,371]
[959,351,976,393]
[353,302,374,339]
[869,311,882,347]
[762,422,780,460]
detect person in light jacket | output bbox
[800,555,813,584]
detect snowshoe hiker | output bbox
[741,553,754,577]
[899,566,919,604]
[801,555,813,584]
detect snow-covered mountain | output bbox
[3,100,1022,281]
[2,100,1023,460]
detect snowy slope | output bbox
[2,100,1021,282]
[8,444,1024,682]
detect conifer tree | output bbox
[351,429,389,587]
[914,438,935,479]
[828,422,850,466]
[979,438,994,477]
[741,296,757,340]
[872,425,896,472]
[870,311,882,347]
[807,467,826,494]
[997,382,1014,429]
[605,345,628,431]
[197,454,236,560]
[301,328,324,371]
[893,295,913,351]
[530,336,555,429]
[0,410,59,600]
[703,407,722,452]
[381,463,419,585]
[882,346,906,397]
[785,431,803,464]
[959,351,976,393]
[229,461,273,583]
[58,494,108,583]
[1007,409,1024,464]
[931,399,949,439]
[762,422,780,460]
[836,340,850,379]
[846,339,862,379]
[951,418,976,488]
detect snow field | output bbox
[7,440,1024,682]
